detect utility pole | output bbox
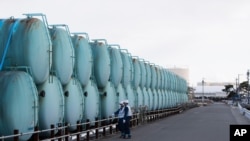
[202,78,204,106]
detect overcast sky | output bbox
[1,0,250,86]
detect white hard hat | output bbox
[123,100,129,104]
[119,101,124,104]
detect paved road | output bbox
[99,102,250,141]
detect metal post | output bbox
[50,124,55,141]
[202,79,204,106]
[247,70,250,104]
[14,129,19,141]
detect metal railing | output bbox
[0,106,183,141]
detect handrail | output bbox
[0,18,19,71]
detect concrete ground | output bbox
[98,102,250,141]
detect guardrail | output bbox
[0,106,183,141]
[238,103,250,120]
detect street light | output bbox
[202,78,204,105]
[247,70,249,104]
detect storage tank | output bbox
[136,87,144,109]
[132,58,141,88]
[142,87,149,110]
[125,84,136,113]
[156,67,161,89]
[139,60,146,88]
[71,33,92,87]
[145,62,151,88]
[100,81,117,118]
[91,39,110,89]
[152,89,158,110]
[120,50,132,87]
[0,15,51,84]
[63,78,84,131]
[37,75,64,137]
[147,88,154,111]
[0,71,38,141]
[108,45,123,88]
[116,83,127,105]
[157,90,163,109]
[83,80,100,125]
[150,65,157,89]
[49,25,74,85]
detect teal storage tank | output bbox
[116,83,127,106]
[100,81,117,118]
[120,51,132,87]
[132,58,141,88]
[108,45,123,88]
[147,88,154,111]
[0,71,38,141]
[49,25,74,85]
[150,65,157,89]
[145,62,151,88]
[157,90,163,109]
[136,87,144,109]
[71,33,92,87]
[139,60,146,88]
[83,80,100,125]
[142,87,149,110]
[126,84,136,113]
[152,89,158,110]
[91,40,110,89]
[0,16,51,84]
[37,75,64,137]
[63,78,84,131]
[156,67,161,89]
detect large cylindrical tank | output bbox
[0,71,38,141]
[63,78,84,131]
[109,46,123,88]
[100,82,117,118]
[91,41,110,88]
[71,34,92,87]
[139,60,146,88]
[142,87,149,110]
[121,52,132,87]
[150,65,157,89]
[125,84,136,113]
[0,18,50,84]
[147,88,154,111]
[156,67,161,89]
[37,75,64,137]
[49,26,74,85]
[116,83,127,105]
[83,80,100,125]
[145,63,151,88]
[132,58,141,88]
[157,90,163,109]
[152,89,158,110]
[136,87,144,108]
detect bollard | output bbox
[95,118,99,139]
[51,124,55,141]
[14,129,19,141]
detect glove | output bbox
[123,119,126,123]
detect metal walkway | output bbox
[100,103,250,141]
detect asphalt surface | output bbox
[99,102,250,141]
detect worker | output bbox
[114,101,125,138]
[123,99,132,139]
